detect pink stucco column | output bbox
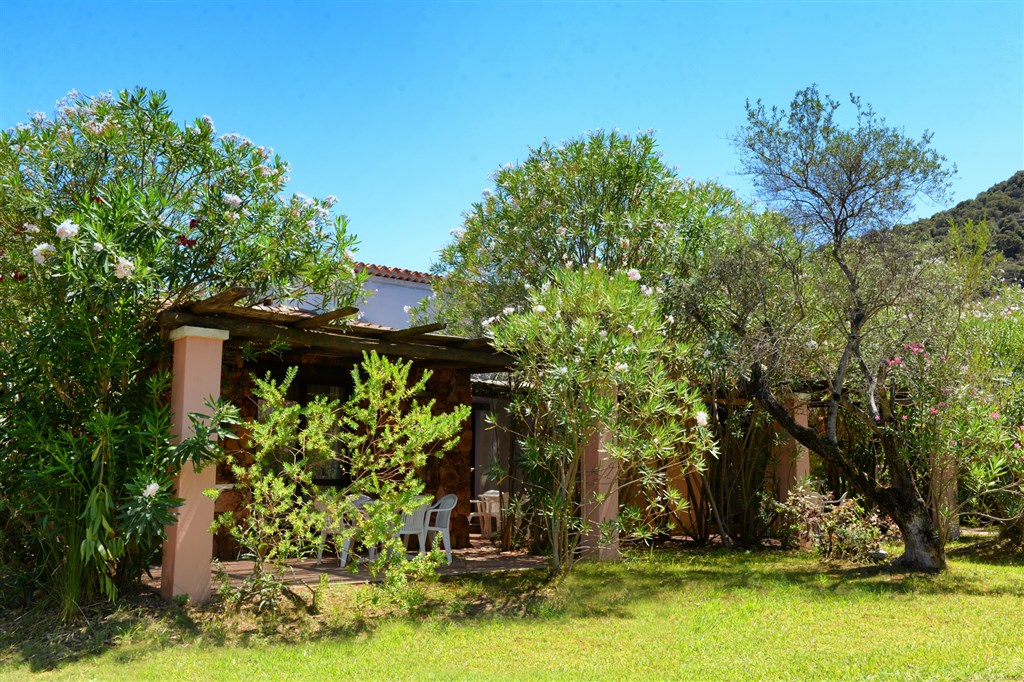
[580,426,620,560]
[775,394,811,502]
[161,326,229,603]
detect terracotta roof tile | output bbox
[355,262,432,285]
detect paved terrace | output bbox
[145,537,547,590]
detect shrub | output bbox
[0,88,361,617]
[211,352,469,611]
[773,482,899,562]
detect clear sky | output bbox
[1,1,1022,273]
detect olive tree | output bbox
[674,85,973,570]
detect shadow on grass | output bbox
[7,537,1021,672]
[0,587,202,673]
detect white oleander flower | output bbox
[32,243,56,263]
[614,362,628,372]
[115,256,134,279]
[142,482,160,498]
[221,192,243,208]
[695,411,709,428]
[627,268,641,281]
[533,304,546,313]
[55,220,79,240]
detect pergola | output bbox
[158,287,515,602]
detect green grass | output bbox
[4,543,1024,681]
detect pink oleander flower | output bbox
[991,411,1001,420]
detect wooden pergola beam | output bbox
[159,310,511,368]
[457,338,492,350]
[190,286,254,313]
[382,322,447,340]
[291,306,359,329]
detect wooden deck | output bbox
[145,536,547,589]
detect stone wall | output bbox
[420,366,474,548]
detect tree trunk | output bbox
[880,437,947,571]
[889,502,946,571]
[746,364,947,572]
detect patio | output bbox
[144,536,547,590]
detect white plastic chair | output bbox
[470,490,506,538]
[396,496,433,555]
[317,494,373,567]
[425,494,458,564]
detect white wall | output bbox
[357,275,432,329]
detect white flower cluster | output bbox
[115,257,135,279]
[32,243,56,263]
[55,219,79,240]
[221,193,243,208]
[695,411,709,428]
[614,362,628,372]
[627,268,641,282]
[142,482,160,498]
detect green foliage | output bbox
[903,171,1024,281]
[0,88,361,616]
[738,84,954,240]
[339,351,470,499]
[489,266,713,571]
[675,84,978,570]
[212,353,469,610]
[429,128,736,334]
[773,481,898,562]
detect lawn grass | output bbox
[3,542,1024,681]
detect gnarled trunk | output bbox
[880,436,946,571]
[747,364,947,572]
[890,503,945,571]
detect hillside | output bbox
[903,171,1024,281]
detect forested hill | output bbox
[902,171,1024,281]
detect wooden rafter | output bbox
[159,310,510,368]
[190,286,254,313]
[291,307,359,329]
[382,322,447,340]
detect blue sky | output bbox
[1,1,1021,272]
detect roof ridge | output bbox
[354,261,433,285]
